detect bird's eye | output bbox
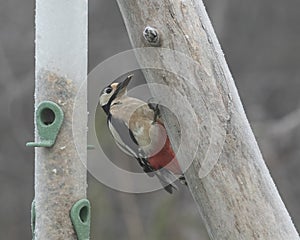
[105,87,112,94]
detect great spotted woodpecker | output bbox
[99,74,186,193]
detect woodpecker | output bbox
[99,74,186,193]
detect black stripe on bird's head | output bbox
[99,74,133,114]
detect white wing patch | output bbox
[108,120,138,158]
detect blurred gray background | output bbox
[1,0,299,239]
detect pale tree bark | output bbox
[33,0,88,239]
[116,0,299,239]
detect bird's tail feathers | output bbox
[155,168,178,194]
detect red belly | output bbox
[148,136,182,174]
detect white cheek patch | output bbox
[99,94,110,106]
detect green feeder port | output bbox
[26,101,64,148]
[70,199,91,240]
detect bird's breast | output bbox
[130,119,167,157]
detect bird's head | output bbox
[99,74,133,114]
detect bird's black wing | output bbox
[108,113,178,193]
[108,114,154,176]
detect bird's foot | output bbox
[179,175,188,186]
[147,98,161,124]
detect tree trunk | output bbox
[34,0,87,239]
[116,0,299,239]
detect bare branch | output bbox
[116,0,299,239]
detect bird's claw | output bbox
[147,98,161,124]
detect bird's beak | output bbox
[117,74,133,92]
